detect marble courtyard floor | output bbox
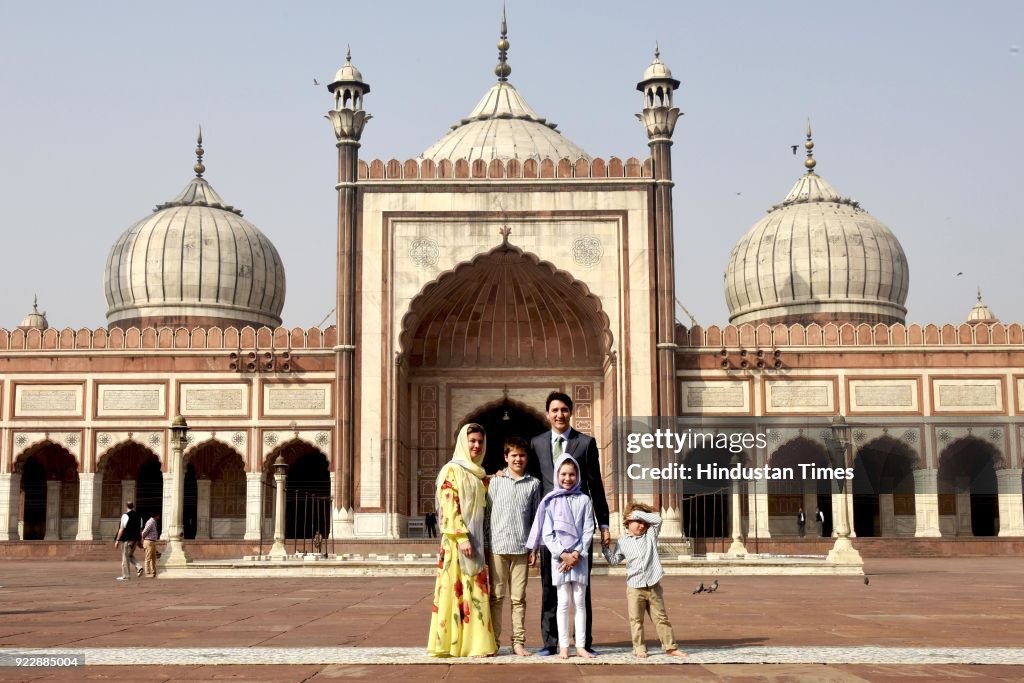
[0,556,1022,681]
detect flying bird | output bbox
[1011,46,1020,55]
[313,78,321,86]
[693,582,704,594]
[955,272,963,277]
[791,145,799,154]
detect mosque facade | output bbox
[1,20,1022,551]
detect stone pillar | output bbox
[996,468,1024,536]
[196,478,212,539]
[726,479,747,555]
[955,476,972,537]
[44,480,62,540]
[0,473,21,541]
[750,478,771,539]
[160,472,173,540]
[76,472,97,540]
[163,420,192,567]
[244,473,263,541]
[269,457,289,559]
[913,469,941,537]
[879,493,896,537]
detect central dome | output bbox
[419,82,590,163]
[419,14,589,163]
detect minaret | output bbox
[637,46,682,520]
[327,48,370,537]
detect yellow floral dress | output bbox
[426,468,497,657]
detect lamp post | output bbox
[268,455,289,559]
[826,415,863,565]
[163,415,192,566]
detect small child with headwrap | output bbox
[526,454,595,659]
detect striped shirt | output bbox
[602,511,665,588]
[484,470,541,555]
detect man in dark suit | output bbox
[527,390,610,656]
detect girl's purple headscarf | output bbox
[526,454,583,552]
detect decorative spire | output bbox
[32,293,39,313]
[654,41,661,61]
[977,286,983,302]
[346,44,351,63]
[194,126,206,177]
[804,119,816,173]
[495,6,511,82]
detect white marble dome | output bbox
[420,81,590,163]
[725,167,909,325]
[104,175,286,329]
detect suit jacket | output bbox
[528,427,610,528]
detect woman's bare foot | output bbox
[559,647,570,659]
[665,649,687,658]
[577,648,595,659]
[634,650,648,659]
[513,644,531,656]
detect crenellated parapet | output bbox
[357,156,653,181]
[677,322,1024,349]
[0,325,338,351]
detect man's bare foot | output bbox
[559,647,570,659]
[513,644,531,656]
[665,649,687,658]
[577,648,595,659]
[634,650,648,659]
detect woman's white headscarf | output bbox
[435,423,487,575]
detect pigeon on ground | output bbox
[864,575,870,586]
[693,583,704,594]
[705,580,719,593]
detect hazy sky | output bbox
[1,1,1021,330]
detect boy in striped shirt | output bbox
[602,502,687,659]
[485,437,542,656]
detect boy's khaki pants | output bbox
[488,552,530,646]
[627,582,678,653]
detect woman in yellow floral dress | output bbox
[427,423,497,657]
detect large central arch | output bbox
[397,245,615,532]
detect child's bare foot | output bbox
[634,649,648,659]
[559,647,570,659]
[666,649,687,658]
[513,644,531,656]
[577,648,595,659]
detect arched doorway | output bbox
[681,447,739,540]
[186,440,247,539]
[98,441,163,530]
[463,400,548,473]
[938,437,1001,537]
[768,437,833,537]
[266,440,331,540]
[852,436,918,537]
[400,245,613,532]
[15,442,79,540]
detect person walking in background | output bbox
[114,502,142,580]
[816,507,825,537]
[141,512,161,578]
[797,507,806,538]
[528,391,610,657]
[425,511,438,538]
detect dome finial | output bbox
[32,293,38,312]
[194,125,206,177]
[977,286,983,302]
[495,5,511,82]
[346,44,351,63]
[804,118,816,173]
[654,41,661,60]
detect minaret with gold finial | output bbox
[637,44,683,527]
[194,126,206,177]
[326,47,370,537]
